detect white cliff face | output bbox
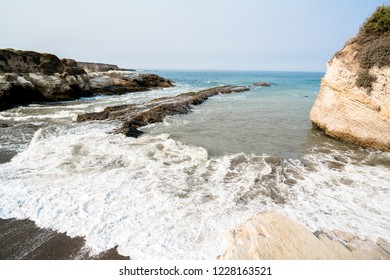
[310,43,390,151]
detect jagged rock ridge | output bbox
[77,85,250,137]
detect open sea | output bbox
[0,70,389,259]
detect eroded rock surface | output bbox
[220,212,390,260]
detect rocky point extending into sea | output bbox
[0,48,173,111]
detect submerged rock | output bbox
[220,212,390,260]
[0,49,172,110]
[253,82,272,87]
[77,85,250,136]
[310,7,390,151]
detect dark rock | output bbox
[253,82,272,87]
[0,49,92,110]
[77,85,250,137]
[0,123,10,128]
[0,49,64,75]
[134,73,173,88]
[124,127,144,138]
[88,72,173,95]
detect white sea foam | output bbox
[0,123,269,259]
[0,121,389,259]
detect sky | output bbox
[0,0,388,71]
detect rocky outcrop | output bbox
[310,9,390,151]
[0,49,173,111]
[0,49,91,110]
[77,85,250,137]
[88,72,173,95]
[220,212,390,260]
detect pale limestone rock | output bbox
[310,43,390,151]
[220,212,390,260]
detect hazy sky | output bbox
[1,0,388,71]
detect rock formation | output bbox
[0,49,172,111]
[0,49,91,110]
[76,61,136,72]
[310,7,390,151]
[88,72,173,95]
[220,212,390,260]
[77,85,250,137]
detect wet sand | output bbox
[0,218,130,260]
[0,150,16,165]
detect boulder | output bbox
[220,212,390,260]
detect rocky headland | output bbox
[0,49,173,111]
[310,6,390,151]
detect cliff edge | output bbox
[310,6,390,151]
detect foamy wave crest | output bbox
[278,149,390,240]
[0,123,280,259]
[0,123,389,259]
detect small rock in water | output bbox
[124,127,144,138]
[253,82,272,87]
[0,123,10,128]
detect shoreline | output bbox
[1,213,389,260]
[0,217,129,260]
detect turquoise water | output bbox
[146,70,324,158]
[0,70,389,259]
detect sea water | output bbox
[0,70,389,259]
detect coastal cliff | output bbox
[310,6,390,151]
[0,49,172,110]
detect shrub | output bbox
[359,36,390,68]
[354,6,390,90]
[356,69,377,89]
[360,5,390,35]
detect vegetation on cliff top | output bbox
[360,5,390,36]
[355,5,390,90]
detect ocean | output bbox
[0,70,389,259]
